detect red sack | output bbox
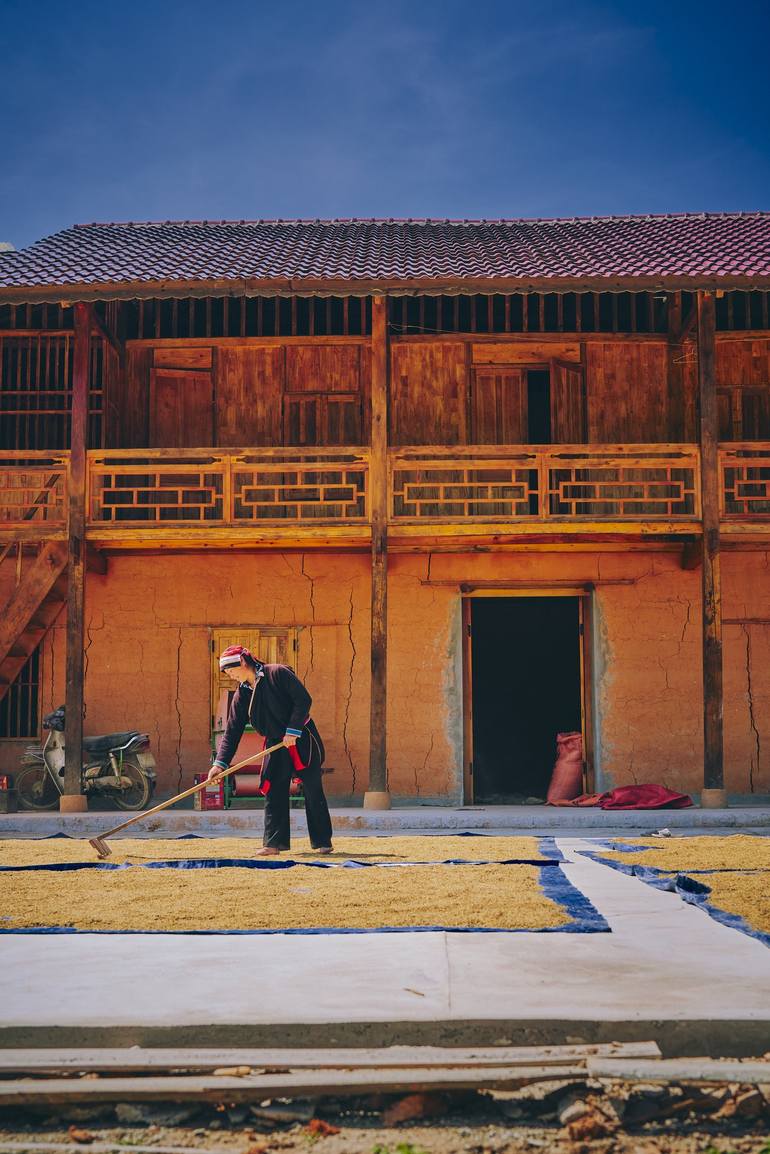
[546,731,584,803]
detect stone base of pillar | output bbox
[59,795,88,813]
[700,788,728,809]
[363,791,392,810]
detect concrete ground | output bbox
[1,837,769,1055]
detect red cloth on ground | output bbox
[549,783,693,809]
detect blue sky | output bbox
[2,0,769,249]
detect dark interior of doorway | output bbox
[470,596,583,804]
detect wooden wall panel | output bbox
[473,341,580,365]
[390,342,467,445]
[716,338,770,387]
[681,350,698,443]
[154,347,213,370]
[585,341,669,443]
[216,346,284,447]
[150,369,214,447]
[285,345,361,392]
[110,346,152,448]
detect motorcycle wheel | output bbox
[113,759,152,811]
[15,765,60,811]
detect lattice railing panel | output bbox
[0,452,68,525]
[87,449,368,527]
[720,446,770,518]
[392,456,539,519]
[232,455,367,522]
[546,455,698,519]
[89,454,225,524]
[390,447,700,522]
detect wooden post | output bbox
[697,290,726,807]
[364,295,391,808]
[61,302,92,812]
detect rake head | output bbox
[89,837,112,860]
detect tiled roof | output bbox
[1,214,769,296]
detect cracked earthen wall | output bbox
[1,549,769,799]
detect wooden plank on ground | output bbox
[0,1065,596,1105]
[0,1040,661,1075]
[588,1057,770,1084]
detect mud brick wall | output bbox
[2,549,770,800]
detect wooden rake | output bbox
[88,742,285,859]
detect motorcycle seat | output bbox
[83,732,141,754]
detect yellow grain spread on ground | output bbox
[694,873,770,934]
[0,835,544,867]
[604,835,770,873]
[0,863,568,932]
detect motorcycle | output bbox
[15,706,157,811]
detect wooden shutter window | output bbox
[470,368,527,444]
[717,385,770,441]
[283,392,362,446]
[550,360,586,444]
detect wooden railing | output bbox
[720,445,770,519]
[86,448,369,527]
[8,444,770,539]
[0,451,68,528]
[390,445,701,523]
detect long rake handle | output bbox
[94,742,286,841]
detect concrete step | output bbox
[2,804,770,838]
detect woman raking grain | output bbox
[209,645,333,855]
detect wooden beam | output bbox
[91,307,124,361]
[365,296,390,807]
[85,546,108,575]
[63,302,92,811]
[0,541,67,664]
[680,539,702,571]
[4,272,770,308]
[697,291,725,802]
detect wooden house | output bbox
[1,215,770,809]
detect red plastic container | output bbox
[193,773,225,810]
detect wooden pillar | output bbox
[697,290,726,807]
[61,302,92,812]
[364,295,391,808]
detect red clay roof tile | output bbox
[1,214,769,293]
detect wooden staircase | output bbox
[0,542,68,700]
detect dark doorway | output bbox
[526,369,551,443]
[469,596,583,803]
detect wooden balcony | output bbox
[2,444,770,548]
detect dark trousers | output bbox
[263,747,333,850]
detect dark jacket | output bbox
[214,664,316,769]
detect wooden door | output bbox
[210,626,298,732]
[470,367,527,444]
[150,368,214,447]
